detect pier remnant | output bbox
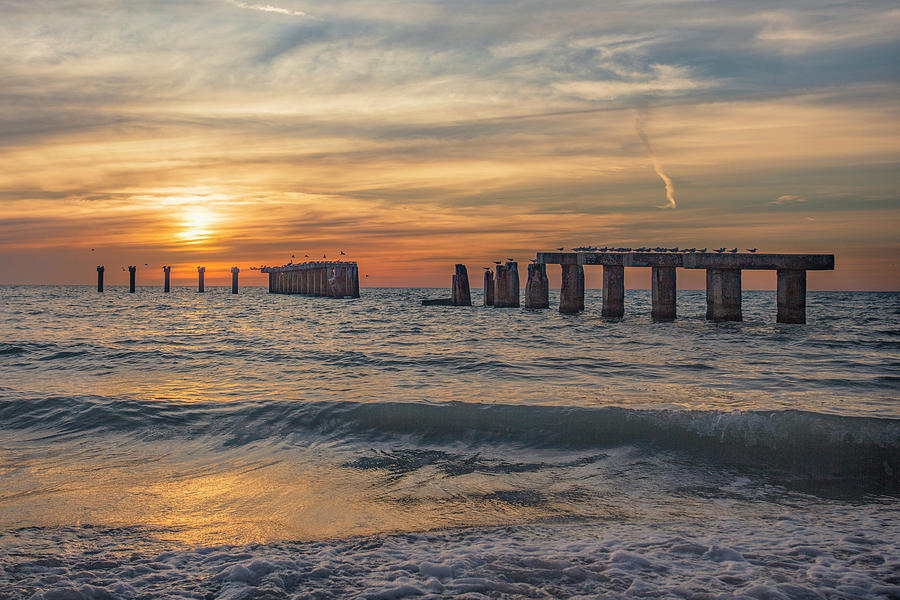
[483,270,494,306]
[559,264,583,314]
[197,267,205,293]
[261,262,360,298]
[495,261,520,308]
[231,267,239,294]
[524,263,549,309]
[536,251,833,324]
[451,264,472,306]
[651,266,676,321]
[96,266,104,292]
[128,266,136,293]
[163,266,171,293]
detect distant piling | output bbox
[451,264,472,306]
[231,267,239,294]
[128,266,136,293]
[197,266,205,293]
[483,270,494,306]
[524,263,549,309]
[96,266,104,292]
[163,266,171,293]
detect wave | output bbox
[1,397,897,482]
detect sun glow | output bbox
[178,205,217,244]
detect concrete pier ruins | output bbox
[163,266,171,293]
[495,261,520,308]
[261,261,360,298]
[128,266,136,293]
[536,251,834,324]
[483,270,495,306]
[524,263,550,309]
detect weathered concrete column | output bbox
[483,270,494,305]
[328,267,339,297]
[128,266,136,293]
[524,263,549,309]
[651,266,676,321]
[495,262,519,307]
[559,264,584,314]
[602,265,624,318]
[231,267,239,294]
[96,266,104,292]
[350,264,360,298]
[197,267,205,293]
[163,266,171,293]
[777,269,806,324]
[451,264,471,306]
[706,268,742,321]
[268,272,274,293]
[319,267,328,296]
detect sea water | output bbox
[0,285,897,599]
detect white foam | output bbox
[3,502,898,599]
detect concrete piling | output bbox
[231,267,239,294]
[706,268,742,322]
[777,269,806,324]
[494,262,520,308]
[96,266,104,292]
[524,263,549,309]
[163,266,171,293]
[559,264,583,314]
[651,266,676,321]
[602,265,624,318]
[483,270,494,306]
[451,264,472,306]
[197,266,205,293]
[128,266,136,293]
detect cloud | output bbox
[231,1,312,18]
[768,195,807,205]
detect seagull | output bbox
[556,247,564,251]
[305,254,309,258]
[715,248,726,253]
[291,254,295,258]
[506,258,514,262]
[483,266,490,270]
[746,248,758,253]
[728,248,738,253]
[340,250,345,255]
[529,258,537,263]
[90,248,94,252]
[323,254,326,258]
[493,260,501,265]
[365,274,369,278]
[699,248,708,253]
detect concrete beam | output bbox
[537,251,833,271]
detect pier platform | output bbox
[535,251,834,323]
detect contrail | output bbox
[635,112,676,209]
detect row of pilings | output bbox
[95,265,240,294]
[262,262,360,298]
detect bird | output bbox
[291,254,295,258]
[715,248,726,253]
[493,260,501,265]
[556,247,564,251]
[746,248,758,253]
[90,248,94,252]
[699,248,708,253]
[728,248,738,253]
[529,258,537,263]
[340,250,345,255]
[483,266,490,270]
[144,263,148,266]
[365,274,369,278]
[323,254,326,258]
[506,258,514,262]
[305,254,309,258]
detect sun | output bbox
[179,206,217,244]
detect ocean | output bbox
[1,285,897,599]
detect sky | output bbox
[1,0,898,289]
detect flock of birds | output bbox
[563,246,758,253]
